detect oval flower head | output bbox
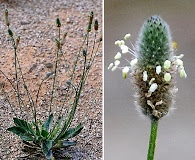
[132,15,179,120]
[109,15,187,120]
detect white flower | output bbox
[178,65,184,72]
[122,66,130,79]
[130,58,138,67]
[164,60,171,70]
[111,65,117,71]
[114,52,122,60]
[143,71,148,81]
[120,40,125,46]
[149,83,158,92]
[114,60,120,66]
[175,54,184,59]
[176,59,183,66]
[120,44,129,54]
[115,40,125,46]
[108,63,114,70]
[164,73,171,82]
[149,78,155,85]
[124,33,131,40]
[156,65,161,74]
[180,68,187,78]
[115,40,120,45]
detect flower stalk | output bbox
[147,120,158,160]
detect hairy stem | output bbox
[147,119,158,160]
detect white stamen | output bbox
[114,60,120,66]
[122,66,130,79]
[156,65,161,74]
[114,52,122,60]
[164,73,171,82]
[147,100,155,109]
[155,100,163,106]
[164,60,171,70]
[176,59,183,66]
[124,33,131,40]
[108,63,114,70]
[111,65,117,71]
[130,58,138,67]
[175,54,184,59]
[180,69,187,78]
[149,78,155,85]
[149,83,158,92]
[143,71,148,81]
[120,44,129,54]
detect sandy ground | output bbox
[0,0,102,159]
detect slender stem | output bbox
[49,27,61,115]
[147,119,158,160]
[14,48,22,113]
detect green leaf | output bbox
[41,139,53,158]
[49,116,63,139]
[46,150,53,159]
[33,122,41,137]
[41,129,49,138]
[62,140,77,147]
[43,114,53,132]
[7,126,33,141]
[13,118,35,135]
[60,123,83,140]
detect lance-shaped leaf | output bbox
[13,118,35,135]
[7,126,34,141]
[60,123,83,140]
[41,139,53,159]
[43,114,53,132]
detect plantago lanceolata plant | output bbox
[1,9,101,159]
[108,15,187,160]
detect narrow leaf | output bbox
[13,118,35,135]
[41,129,49,138]
[41,139,53,157]
[49,116,63,139]
[7,126,33,141]
[62,140,77,147]
[60,123,83,140]
[43,114,53,132]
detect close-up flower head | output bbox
[108,15,187,121]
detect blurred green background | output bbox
[104,0,195,159]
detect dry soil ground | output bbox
[0,0,102,159]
